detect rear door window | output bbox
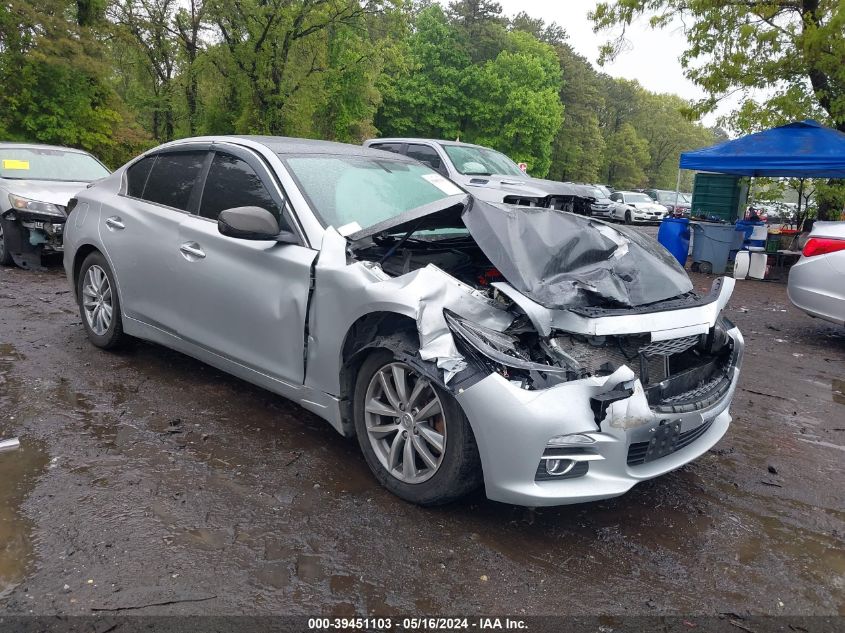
[198,152,289,230]
[141,151,207,211]
[125,156,156,198]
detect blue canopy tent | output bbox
[679,120,845,178]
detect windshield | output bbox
[0,147,109,181]
[588,188,607,199]
[626,193,653,203]
[594,185,612,197]
[284,155,464,231]
[657,191,689,203]
[442,145,524,177]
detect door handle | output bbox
[105,216,125,230]
[179,242,206,260]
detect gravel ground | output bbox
[0,252,843,617]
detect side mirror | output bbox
[218,206,297,243]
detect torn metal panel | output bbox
[462,199,693,309]
[304,228,514,396]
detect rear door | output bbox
[174,144,316,384]
[100,145,209,333]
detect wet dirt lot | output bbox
[0,261,843,617]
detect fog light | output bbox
[544,458,575,476]
[546,433,595,447]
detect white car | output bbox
[609,191,669,224]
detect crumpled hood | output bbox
[2,179,90,207]
[462,199,693,309]
[465,175,590,200]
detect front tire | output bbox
[77,251,127,349]
[625,210,633,225]
[353,349,482,505]
[0,218,14,266]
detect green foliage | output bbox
[376,5,471,139]
[592,0,845,216]
[0,0,720,187]
[0,0,148,166]
[463,31,563,176]
[605,122,650,188]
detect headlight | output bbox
[444,310,569,376]
[9,194,66,218]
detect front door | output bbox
[174,145,316,385]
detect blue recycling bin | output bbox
[657,217,691,267]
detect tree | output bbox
[376,5,470,139]
[0,0,147,166]
[591,0,845,217]
[446,0,507,62]
[464,31,563,176]
[110,0,179,141]
[604,122,650,188]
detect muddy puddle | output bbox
[0,344,50,598]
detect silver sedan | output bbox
[788,221,845,326]
[63,136,743,507]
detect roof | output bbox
[0,142,90,154]
[229,136,411,159]
[679,120,845,178]
[366,137,487,149]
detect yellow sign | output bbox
[2,159,30,170]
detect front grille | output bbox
[639,335,698,357]
[626,418,715,466]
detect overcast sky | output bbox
[495,0,725,126]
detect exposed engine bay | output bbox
[350,211,736,412]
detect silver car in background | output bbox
[363,137,595,215]
[63,136,743,507]
[787,221,845,326]
[0,143,110,269]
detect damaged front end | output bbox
[1,196,68,269]
[335,196,743,505]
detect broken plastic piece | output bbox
[0,437,21,452]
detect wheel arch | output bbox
[72,244,102,299]
[338,311,421,434]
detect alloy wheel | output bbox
[82,264,113,336]
[364,361,447,484]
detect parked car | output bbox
[584,185,614,218]
[0,143,110,269]
[363,138,594,215]
[787,221,845,325]
[644,189,692,217]
[608,191,669,224]
[64,136,743,507]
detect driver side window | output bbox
[198,152,289,231]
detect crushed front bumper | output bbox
[456,327,743,506]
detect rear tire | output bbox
[0,218,14,266]
[77,251,127,349]
[353,349,483,506]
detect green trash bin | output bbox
[690,222,740,274]
[766,234,780,253]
